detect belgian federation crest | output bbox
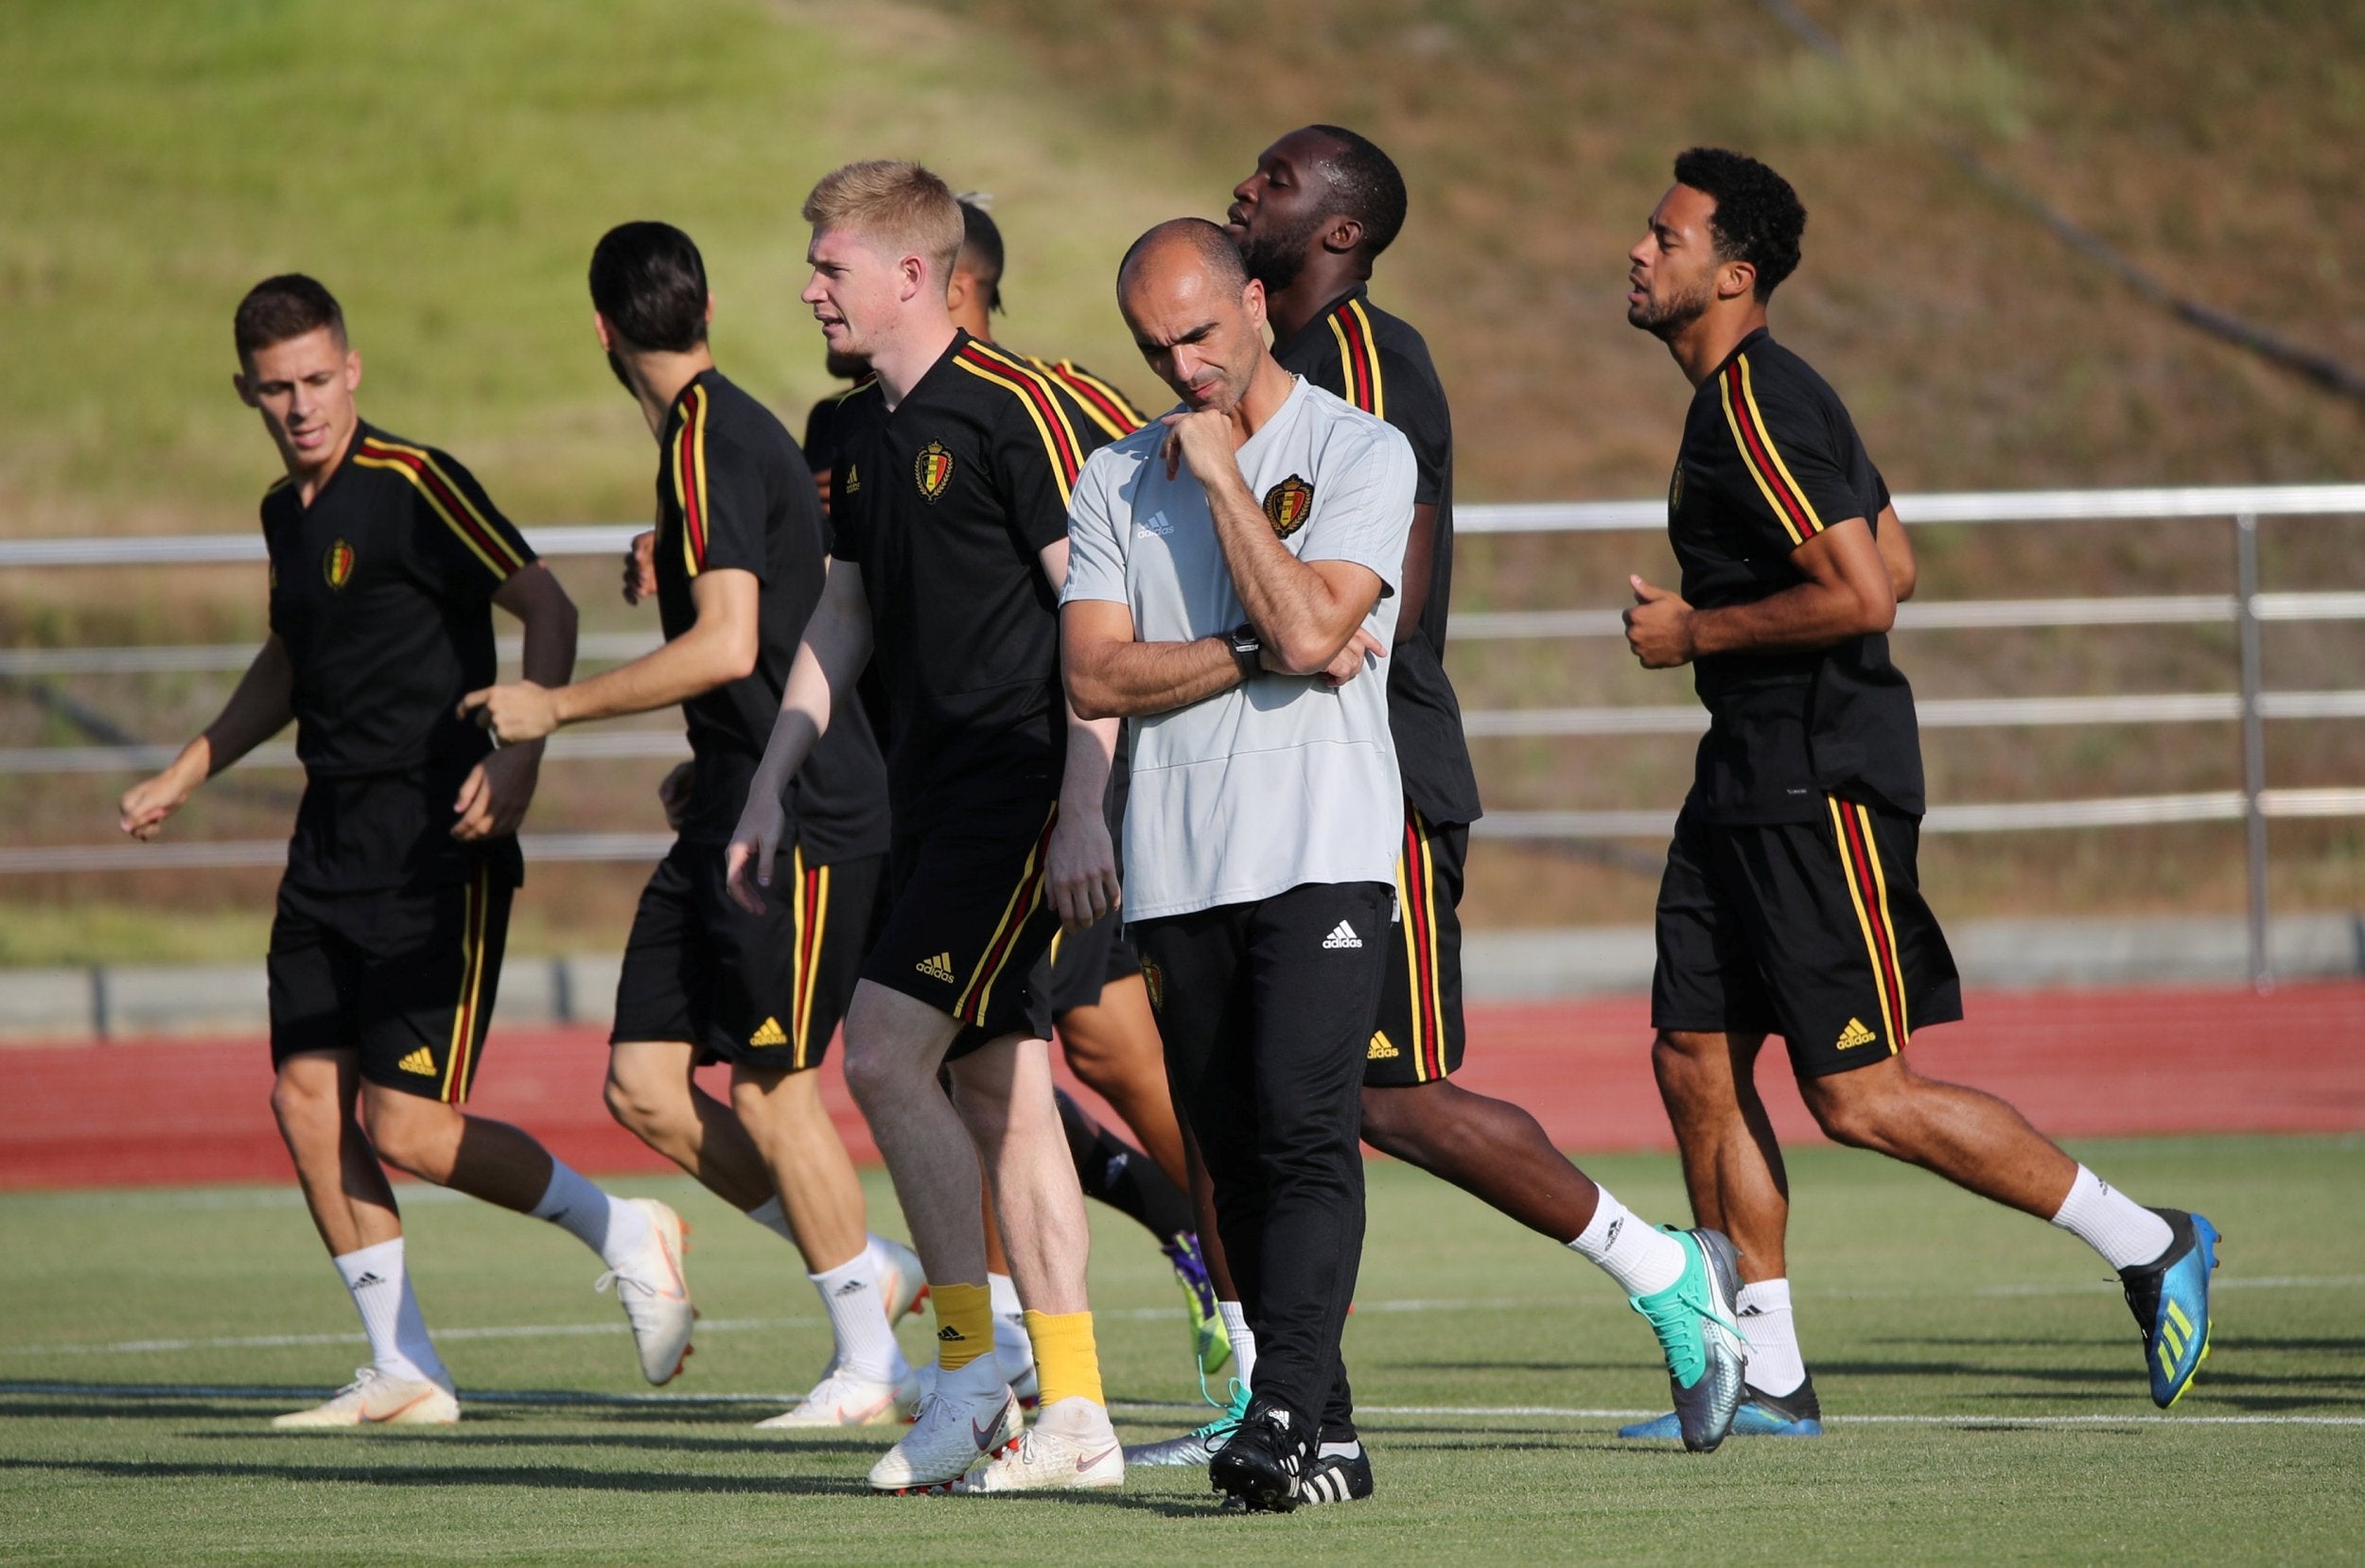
[323,539,357,589]
[914,442,955,503]
[1139,956,1165,1014]
[1262,475,1314,538]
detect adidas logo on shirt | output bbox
[1835,1018,1879,1051]
[915,951,956,984]
[397,1047,435,1076]
[748,1016,788,1048]
[1322,921,1362,950]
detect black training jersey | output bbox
[262,422,536,888]
[1272,287,1483,827]
[1668,328,1923,823]
[828,330,1112,828]
[651,371,889,858]
[1011,354,1147,443]
[801,373,878,484]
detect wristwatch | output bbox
[1227,621,1262,681]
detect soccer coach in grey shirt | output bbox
[1061,218,1415,1513]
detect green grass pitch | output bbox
[3,1136,2360,1564]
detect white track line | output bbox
[9,1273,2354,1360]
[2,1384,2357,1428]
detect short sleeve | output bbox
[406,447,536,601]
[1715,356,1867,554]
[1374,345,1450,510]
[1297,420,1416,595]
[664,396,766,581]
[990,389,1089,555]
[1060,448,1130,607]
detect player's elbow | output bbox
[1847,577,1897,637]
[1065,671,1123,722]
[713,631,759,685]
[1267,628,1341,677]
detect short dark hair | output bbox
[587,221,709,353]
[1306,125,1408,257]
[1672,147,1806,300]
[1118,218,1249,299]
[955,197,1005,314]
[234,274,345,362]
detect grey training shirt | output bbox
[1061,377,1416,921]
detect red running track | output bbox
[3,984,2361,1190]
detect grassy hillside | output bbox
[0,0,2360,961]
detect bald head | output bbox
[1117,218,1249,303]
[1117,218,1271,416]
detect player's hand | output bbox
[1316,626,1385,688]
[725,792,787,915]
[657,759,695,832]
[1047,804,1121,933]
[457,681,562,746]
[1622,575,1698,669]
[811,466,833,516]
[118,767,196,842]
[1159,409,1238,487]
[451,743,541,841]
[622,531,657,605]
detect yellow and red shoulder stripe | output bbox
[1719,355,1827,547]
[671,383,712,577]
[955,340,1087,507]
[1325,298,1386,420]
[352,436,529,581]
[1025,356,1144,440]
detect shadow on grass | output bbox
[201,1429,887,1458]
[0,1455,857,1496]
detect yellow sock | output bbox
[933,1282,995,1373]
[1024,1308,1105,1409]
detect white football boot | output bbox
[868,1360,1020,1493]
[593,1198,695,1385]
[873,1235,930,1325]
[756,1362,921,1429]
[271,1367,459,1429]
[955,1395,1124,1494]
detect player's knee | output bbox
[1651,1031,1718,1103]
[601,1062,679,1140]
[269,1068,339,1138]
[1800,1074,1889,1151]
[840,1037,903,1113]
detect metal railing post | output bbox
[2235,512,2272,991]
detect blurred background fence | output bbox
[4,482,2359,1000]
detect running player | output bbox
[1618,147,2219,1435]
[1127,125,1751,1487]
[1064,218,1434,1510]
[118,275,693,1426]
[460,221,924,1429]
[941,194,1228,1385]
[726,160,1123,1495]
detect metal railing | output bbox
[5,483,2361,986]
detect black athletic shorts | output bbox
[1367,803,1465,1088]
[1042,912,1143,1017]
[268,863,511,1104]
[611,839,882,1070]
[863,801,1060,1059]
[1652,795,1963,1077]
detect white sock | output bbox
[1568,1188,1688,1298]
[810,1252,908,1383]
[988,1271,1024,1318]
[1218,1300,1255,1389]
[333,1239,447,1388]
[1735,1279,1807,1396]
[744,1194,795,1244]
[530,1160,651,1268]
[2051,1165,2175,1271]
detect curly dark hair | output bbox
[1673,147,1806,300]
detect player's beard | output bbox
[825,349,870,381]
[1237,209,1329,295]
[1628,272,1714,338]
